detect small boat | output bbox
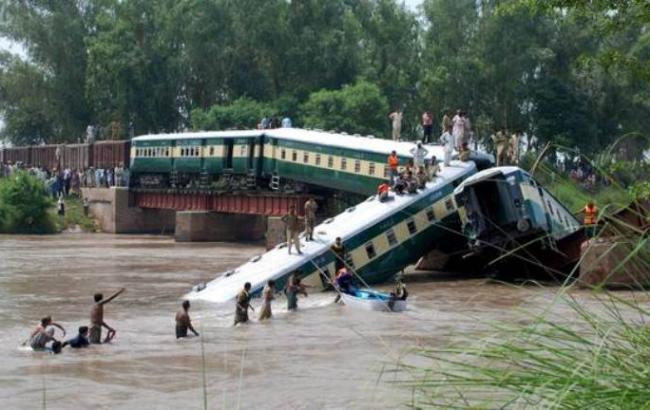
[340,288,407,312]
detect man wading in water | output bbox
[176,300,199,339]
[90,288,125,344]
[234,282,254,325]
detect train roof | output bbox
[187,159,477,303]
[133,128,446,159]
[454,166,523,193]
[132,130,264,141]
[266,128,440,157]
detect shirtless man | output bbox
[175,300,199,339]
[90,288,125,344]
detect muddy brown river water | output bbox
[0,233,634,409]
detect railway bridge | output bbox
[83,187,324,245]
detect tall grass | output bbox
[57,196,98,232]
[405,289,650,409]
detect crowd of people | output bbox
[257,115,292,130]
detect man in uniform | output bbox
[234,282,253,325]
[491,127,509,166]
[304,198,318,241]
[89,287,125,344]
[282,206,302,254]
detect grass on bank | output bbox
[56,195,98,232]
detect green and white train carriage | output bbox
[263,128,437,195]
[187,158,479,303]
[131,131,264,187]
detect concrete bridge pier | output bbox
[82,187,176,234]
[174,211,267,242]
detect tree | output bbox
[300,81,389,137]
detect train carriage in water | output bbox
[453,166,585,277]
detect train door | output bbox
[247,139,256,171]
[224,139,234,169]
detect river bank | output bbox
[0,233,638,409]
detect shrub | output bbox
[0,171,57,233]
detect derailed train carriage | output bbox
[453,166,585,277]
[129,128,449,195]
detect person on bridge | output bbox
[387,151,399,185]
[330,237,347,272]
[304,198,318,241]
[176,300,199,338]
[234,282,253,325]
[389,109,403,141]
[89,287,125,344]
[583,201,598,238]
[282,206,303,254]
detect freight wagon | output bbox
[93,140,131,169]
[31,144,64,170]
[63,144,93,170]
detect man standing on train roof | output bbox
[281,116,292,128]
[389,109,403,141]
[440,125,455,167]
[421,111,433,144]
[89,287,125,344]
[387,150,399,185]
[304,198,318,241]
[234,282,253,325]
[410,142,429,169]
[330,237,347,272]
[441,109,453,135]
[282,206,302,254]
[176,300,199,339]
[491,127,509,166]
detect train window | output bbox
[240,145,247,156]
[315,154,321,166]
[196,147,201,157]
[166,148,170,157]
[180,148,185,157]
[386,229,398,246]
[354,160,361,173]
[341,158,347,170]
[209,147,214,156]
[369,163,375,176]
[303,152,309,163]
[365,242,377,260]
[281,149,286,160]
[328,156,334,168]
[292,151,297,162]
[445,199,454,211]
[383,165,389,178]
[547,200,555,216]
[426,208,435,221]
[407,219,417,235]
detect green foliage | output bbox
[58,196,98,233]
[300,81,389,136]
[0,172,57,234]
[0,0,649,152]
[191,98,277,131]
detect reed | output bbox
[404,287,650,409]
